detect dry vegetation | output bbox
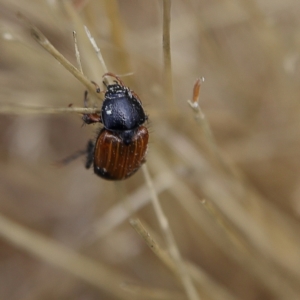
[1,0,300,299]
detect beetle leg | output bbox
[91,81,101,93]
[85,140,95,169]
[55,140,95,170]
[55,149,87,167]
[82,81,103,125]
[82,90,101,124]
[84,81,101,107]
[82,113,102,125]
[84,90,89,107]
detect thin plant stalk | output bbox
[73,31,84,74]
[91,172,173,240]
[0,213,136,300]
[103,0,132,80]
[142,165,200,300]
[17,13,102,100]
[84,26,108,74]
[162,0,175,114]
[188,79,220,159]
[130,218,236,300]
[0,104,99,115]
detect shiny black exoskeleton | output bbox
[101,80,147,145]
[82,72,149,180]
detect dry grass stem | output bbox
[73,31,84,74]
[155,124,300,298]
[130,218,236,300]
[0,213,137,300]
[187,78,216,144]
[162,0,175,114]
[91,172,173,240]
[0,104,99,115]
[142,165,200,300]
[187,78,225,167]
[84,26,108,74]
[200,198,252,255]
[159,124,300,262]
[2,2,300,299]
[17,13,103,99]
[103,0,132,79]
[120,282,184,300]
[130,218,175,272]
[62,0,105,80]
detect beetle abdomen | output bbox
[93,126,149,180]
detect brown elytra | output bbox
[93,126,149,180]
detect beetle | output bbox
[82,72,149,180]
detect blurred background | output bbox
[1,0,300,299]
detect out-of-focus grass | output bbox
[0,1,300,299]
